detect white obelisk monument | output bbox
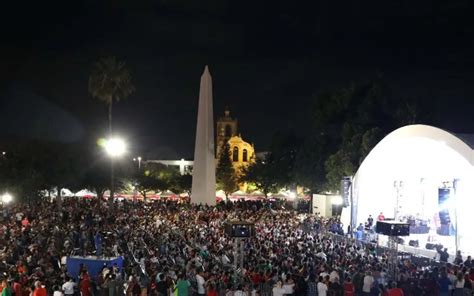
[191,65,216,205]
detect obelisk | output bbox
[191,65,216,205]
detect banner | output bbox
[66,256,123,280]
[341,177,351,207]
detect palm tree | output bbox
[88,56,135,135]
[89,56,135,205]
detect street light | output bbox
[133,156,142,170]
[104,138,126,158]
[103,137,127,204]
[1,193,13,204]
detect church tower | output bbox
[216,107,238,156]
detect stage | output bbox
[343,125,474,259]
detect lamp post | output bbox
[104,137,126,206]
[133,156,142,170]
[1,193,13,205]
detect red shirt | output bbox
[387,288,404,296]
[33,287,47,296]
[13,282,22,296]
[344,282,355,296]
[251,273,262,284]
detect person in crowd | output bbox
[155,274,168,296]
[438,248,450,263]
[454,250,463,265]
[195,270,206,296]
[367,215,374,228]
[343,277,355,296]
[317,276,328,296]
[362,271,374,296]
[174,273,190,296]
[62,277,76,296]
[453,271,465,296]
[377,212,385,221]
[52,285,63,296]
[1,279,12,296]
[306,274,318,296]
[80,270,92,296]
[387,282,404,296]
[438,270,452,296]
[282,275,295,296]
[464,256,472,268]
[33,281,47,296]
[272,281,286,296]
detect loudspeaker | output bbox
[224,221,255,238]
[425,243,443,250]
[409,240,419,248]
[376,221,410,236]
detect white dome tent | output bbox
[343,124,474,259]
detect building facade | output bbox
[216,107,238,157]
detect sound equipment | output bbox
[224,221,255,238]
[376,221,410,236]
[425,243,443,250]
[409,240,419,247]
[438,188,451,225]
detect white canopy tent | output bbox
[343,124,474,258]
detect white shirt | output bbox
[272,286,286,296]
[363,275,374,293]
[283,283,295,294]
[53,291,64,296]
[317,282,328,296]
[196,274,205,294]
[329,270,339,283]
[62,281,76,295]
[455,279,465,288]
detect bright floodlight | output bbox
[104,138,126,157]
[1,193,13,204]
[288,191,296,199]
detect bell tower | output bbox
[216,107,238,157]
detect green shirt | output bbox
[175,280,190,296]
[1,286,12,296]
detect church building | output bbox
[216,108,255,174]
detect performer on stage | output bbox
[377,212,385,221]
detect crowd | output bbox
[0,198,473,296]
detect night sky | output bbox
[1,1,474,159]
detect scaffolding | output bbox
[233,237,245,269]
[386,236,399,281]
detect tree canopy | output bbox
[216,143,239,197]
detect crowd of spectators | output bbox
[0,198,473,296]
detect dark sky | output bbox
[1,0,474,159]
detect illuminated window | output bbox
[233,146,239,162]
[243,149,248,162]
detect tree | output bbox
[216,143,238,198]
[240,155,280,198]
[89,56,135,206]
[294,135,327,194]
[133,170,164,201]
[266,130,301,190]
[88,56,135,134]
[169,173,192,195]
[317,79,421,192]
[82,159,110,201]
